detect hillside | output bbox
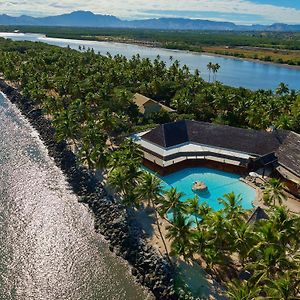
[0,11,300,31]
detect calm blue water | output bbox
[149,167,256,211]
[0,32,299,91]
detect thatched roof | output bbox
[276,131,300,178]
[132,93,175,113]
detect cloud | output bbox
[1,0,300,24]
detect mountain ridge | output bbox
[0,11,300,32]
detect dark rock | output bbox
[131,267,138,276]
[0,80,178,300]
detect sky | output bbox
[1,0,300,24]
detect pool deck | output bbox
[241,177,300,214]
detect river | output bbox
[0,92,151,299]
[0,32,299,90]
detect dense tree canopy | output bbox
[0,37,299,142]
[0,38,299,299]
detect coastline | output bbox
[199,51,300,70]
[0,79,178,300]
[1,30,299,70]
[54,34,300,70]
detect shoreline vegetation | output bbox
[1,25,300,67]
[82,35,300,69]
[0,38,299,299]
[0,80,175,300]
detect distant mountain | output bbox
[0,11,122,27]
[0,11,300,32]
[128,18,238,30]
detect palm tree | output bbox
[136,172,163,206]
[202,247,224,271]
[108,139,142,171]
[53,109,79,147]
[218,192,244,223]
[186,196,200,228]
[264,273,300,300]
[158,187,187,221]
[232,222,258,266]
[197,202,212,222]
[212,63,220,82]
[166,213,194,261]
[107,140,142,203]
[269,206,300,251]
[207,62,213,82]
[108,165,142,207]
[263,178,286,207]
[108,167,128,197]
[136,172,172,262]
[204,211,231,252]
[226,279,261,300]
[247,242,290,280]
[276,83,289,96]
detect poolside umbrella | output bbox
[247,206,269,224]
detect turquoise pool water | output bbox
[147,167,256,211]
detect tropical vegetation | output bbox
[1,26,300,65]
[0,37,299,299]
[118,167,300,299]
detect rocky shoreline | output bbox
[0,80,178,300]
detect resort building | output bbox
[135,120,300,197]
[132,93,175,116]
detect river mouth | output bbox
[0,93,150,299]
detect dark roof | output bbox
[142,120,288,156]
[247,207,269,224]
[253,152,278,166]
[276,132,300,177]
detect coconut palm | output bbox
[108,139,142,171]
[158,187,187,221]
[197,202,213,222]
[218,192,244,223]
[247,243,291,280]
[186,196,201,228]
[207,62,213,82]
[166,213,194,261]
[53,109,79,146]
[212,63,220,82]
[204,210,232,252]
[268,206,300,256]
[136,172,172,262]
[231,222,258,266]
[202,247,224,271]
[264,273,300,300]
[263,178,286,207]
[226,279,261,300]
[276,82,289,96]
[108,165,141,207]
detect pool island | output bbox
[135,120,300,199]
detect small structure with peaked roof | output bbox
[132,93,175,116]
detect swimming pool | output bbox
[146,167,256,211]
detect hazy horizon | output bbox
[1,1,300,25]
